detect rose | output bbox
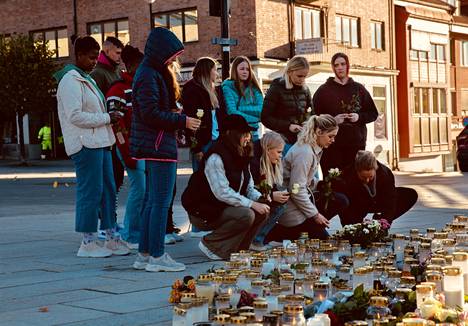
[420,302,440,319]
[197,109,204,119]
[435,308,458,322]
[291,183,300,194]
[379,219,391,230]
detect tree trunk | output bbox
[17,111,27,165]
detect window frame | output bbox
[87,18,130,48]
[30,26,69,59]
[294,6,322,41]
[461,41,468,66]
[152,8,199,43]
[372,85,388,140]
[335,15,360,48]
[370,21,385,51]
[429,43,445,62]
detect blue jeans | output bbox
[191,141,213,233]
[71,147,116,233]
[139,161,177,257]
[116,149,146,243]
[253,204,286,245]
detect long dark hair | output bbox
[222,129,253,161]
[193,57,219,108]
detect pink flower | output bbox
[379,219,391,230]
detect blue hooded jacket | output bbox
[129,28,185,161]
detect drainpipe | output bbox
[287,0,294,58]
[73,0,78,36]
[389,0,400,170]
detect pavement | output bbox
[0,159,467,325]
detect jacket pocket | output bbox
[154,130,164,151]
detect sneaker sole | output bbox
[145,264,186,272]
[111,250,131,256]
[77,252,112,258]
[133,262,148,270]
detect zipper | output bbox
[154,131,164,150]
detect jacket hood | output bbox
[53,64,86,83]
[325,76,356,87]
[97,51,118,69]
[143,27,184,70]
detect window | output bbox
[461,41,468,66]
[373,86,387,139]
[370,21,384,50]
[336,15,359,47]
[412,87,449,150]
[153,9,198,43]
[429,44,445,61]
[295,7,321,40]
[31,28,69,58]
[88,19,129,49]
[410,50,429,61]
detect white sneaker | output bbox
[249,242,272,252]
[121,240,139,250]
[171,232,184,242]
[190,231,211,238]
[98,230,106,240]
[268,241,283,248]
[198,241,223,260]
[104,239,130,256]
[165,234,176,245]
[133,253,149,270]
[145,253,186,272]
[77,241,112,258]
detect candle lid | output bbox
[285,294,304,302]
[283,304,303,313]
[354,251,368,258]
[262,314,278,322]
[238,306,254,313]
[425,272,442,281]
[415,284,433,293]
[370,296,389,306]
[239,312,256,322]
[198,273,213,282]
[443,266,462,276]
[419,282,436,291]
[253,300,268,309]
[395,288,412,296]
[433,232,448,239]
[250,259,263,268]
[230,316,247,324]
[251,280,264,287]
[216,294,231,302]
[280,273,294,281]
[388,270,402,278]
[453,252,468,261]
[313,282,329,289]
[430,257,446,265]
[400,276,416,284]
[213,314,231,322]
[173,305,187,316]
[270,310,283,316]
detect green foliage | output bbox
[331,284,370,322]
[0,34,58,119]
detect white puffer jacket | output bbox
[57,69,115,156]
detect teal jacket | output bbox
[221,80,263,140]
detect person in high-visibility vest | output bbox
[38,123,52,159]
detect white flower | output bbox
[196,109,204,119]
[328,168,341,177]
[307,107,312,113]
[363,228,369,234]
[291,183,300,194]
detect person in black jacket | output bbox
[261,56,313,153]
[338,150,418,226]
[313,53,378,176]
[181,56,226,238]
[182,115,270,260]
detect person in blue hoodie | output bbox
[130,28,201,272]
[222,56,263,140]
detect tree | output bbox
[0,34,58,163]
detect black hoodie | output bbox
[313,77,378,147]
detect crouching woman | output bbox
[182,115,270,260]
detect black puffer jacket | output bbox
[261,78,313,144]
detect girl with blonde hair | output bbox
[261,55,313,153]
[222,56,264,140]
[249,131,290,250]
[265,115,349,242]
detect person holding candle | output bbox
[265,115,349,242]
[222,56,263,141]
[182,114,270,260]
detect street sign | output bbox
[295,38,323,55]
[211,37,238,46]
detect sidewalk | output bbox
[0,160,466,325]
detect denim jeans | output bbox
[253,204,286,245]
[71,147,116,233]
[139,161,177,257]
[116,149,146,243]
[191,141,213,233]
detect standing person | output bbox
[182,115,270,260]
[313,52,378,175]
[265,115,349,242]
[105,45,144,250]
[249,131,289,251]
[261,56,313,153]
[54,35,129,257]
[338,150,418,226]
[91,36,125,237]
[181,57,226,239]
[130,28,201,272]
[37,122,52,159]
[222,56,263,141]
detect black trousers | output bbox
[339,187,418,226]
[265,192,349,242]
[321,144,365,177]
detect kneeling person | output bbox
[339,150,418,226]
[182,115,270,260]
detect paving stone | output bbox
[61,308,172,326]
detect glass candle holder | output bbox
[253,300,268,322]
[353,252,368,269]
[313,282,329,302]
[415,284,433,309]
[172,305,187,326]
[443,266,465,308]
[452,251,468,294]
[424,272,443,293]
[426,228,436,239]
[338,265,351,281]
[215,294,230,313]
[196,274,215,307]
[282,304,306,326]
[251,280,264,297]
[366,296,391,324]
[280,274,294,295]
[353,267,367,290]
[418,243,431,264]
[432,232,448,251]
[385,270,402,291]
[400,276,416,289]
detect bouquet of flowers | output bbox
[256,174,272,204]
[321,168,342,211]
[168,275,196,303]
[333,217,391,248]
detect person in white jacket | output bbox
[54,36,129,258]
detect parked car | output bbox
[456,125,468,172]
